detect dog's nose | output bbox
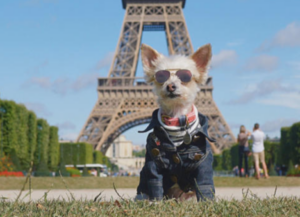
[167,83,176,92]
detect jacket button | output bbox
[171,175,178,183]
[151,148,160,157]
[172,154,180,164]
[194,153,203,161]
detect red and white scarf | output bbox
[158,105,200,146]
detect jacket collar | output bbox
[139,109,215,142]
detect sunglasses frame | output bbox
[154,69,193,84]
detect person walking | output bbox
[237,125,251,177]
[251,123,269,179]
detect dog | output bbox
[136,43,215,202]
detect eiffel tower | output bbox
[77,0,236,154]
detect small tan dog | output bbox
[136,43,215,201]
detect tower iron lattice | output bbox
[77,0,236,154]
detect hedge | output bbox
[60,143,93,165]
[27,111,37,164]
[213,155,222,171]
[34,119,50,166]
[279,127,291,165]
[0,99,59,172]
[15,104,29,169]
[48,126,59,170]
[94,151,104,164]
[278,122,300,166]
[290,122,300,164]
[213,141,279,172]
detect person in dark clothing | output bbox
[237,125,251,177]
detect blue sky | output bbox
[0,0,299,146]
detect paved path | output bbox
[1,187,300,202]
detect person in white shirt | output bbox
[251,123,269,179]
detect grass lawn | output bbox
[0,176,299,190]
[1,197,300,216]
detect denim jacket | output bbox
[137,109,216,201]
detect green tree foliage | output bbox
[132,149,146,157]
[15,104,29,169]
[56,157,70,177]
[48,126,59,170]
[213,155,223,171]
[60,143,93,165]
[102,156,112,169]
[94,151,104,164]
[0,99,56,171]
[279,127,291,165]
[9,148,22,171]
[290,122,300,164]
[27,111,37,162]
[269,163,277,176]
[35,154,51,177]
[264,141,279,168]
[0,100,18,154]
[221,149,231,170]
[287,160,295,175]
[34,119,50,166]
[230,144,239,168]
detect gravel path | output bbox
[1,187,300,202]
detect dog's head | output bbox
[141,44,212,117]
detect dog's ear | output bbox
[191,44,212,84]
[141,44,162,82]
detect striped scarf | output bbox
[158,105,200,146]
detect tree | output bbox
[56,156,70,177]
[279,127,291,165]
[27,111,37,164]
[9,148,21,171]
[15,104,29,169]
[1,101,18,155]
[287,160,295,176]
[34,119,50,166]
[35,154,51,177]
[48,126,59,170]
[221,149,231,170]
[290,122,300,164]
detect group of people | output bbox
[237,123,269,179]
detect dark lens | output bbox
[176,70,192,83]
[155,70,170,83]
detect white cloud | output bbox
[24,102,52,117]
[227,79,295,104]
[261,118,299,133]
[23,77,51,88]
[21,52,113,94]
[56,121,76,130]
[243,55,278,72]
[211,50,237,69]
[22,76,69,95]
[258,22,300,51]
[71,73,98,91]
[257,92,300,109]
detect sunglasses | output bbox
[154,69,192,84]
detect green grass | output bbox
[0,176,299,190]
[1,196,299,216]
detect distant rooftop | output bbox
[122,0,186,9]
